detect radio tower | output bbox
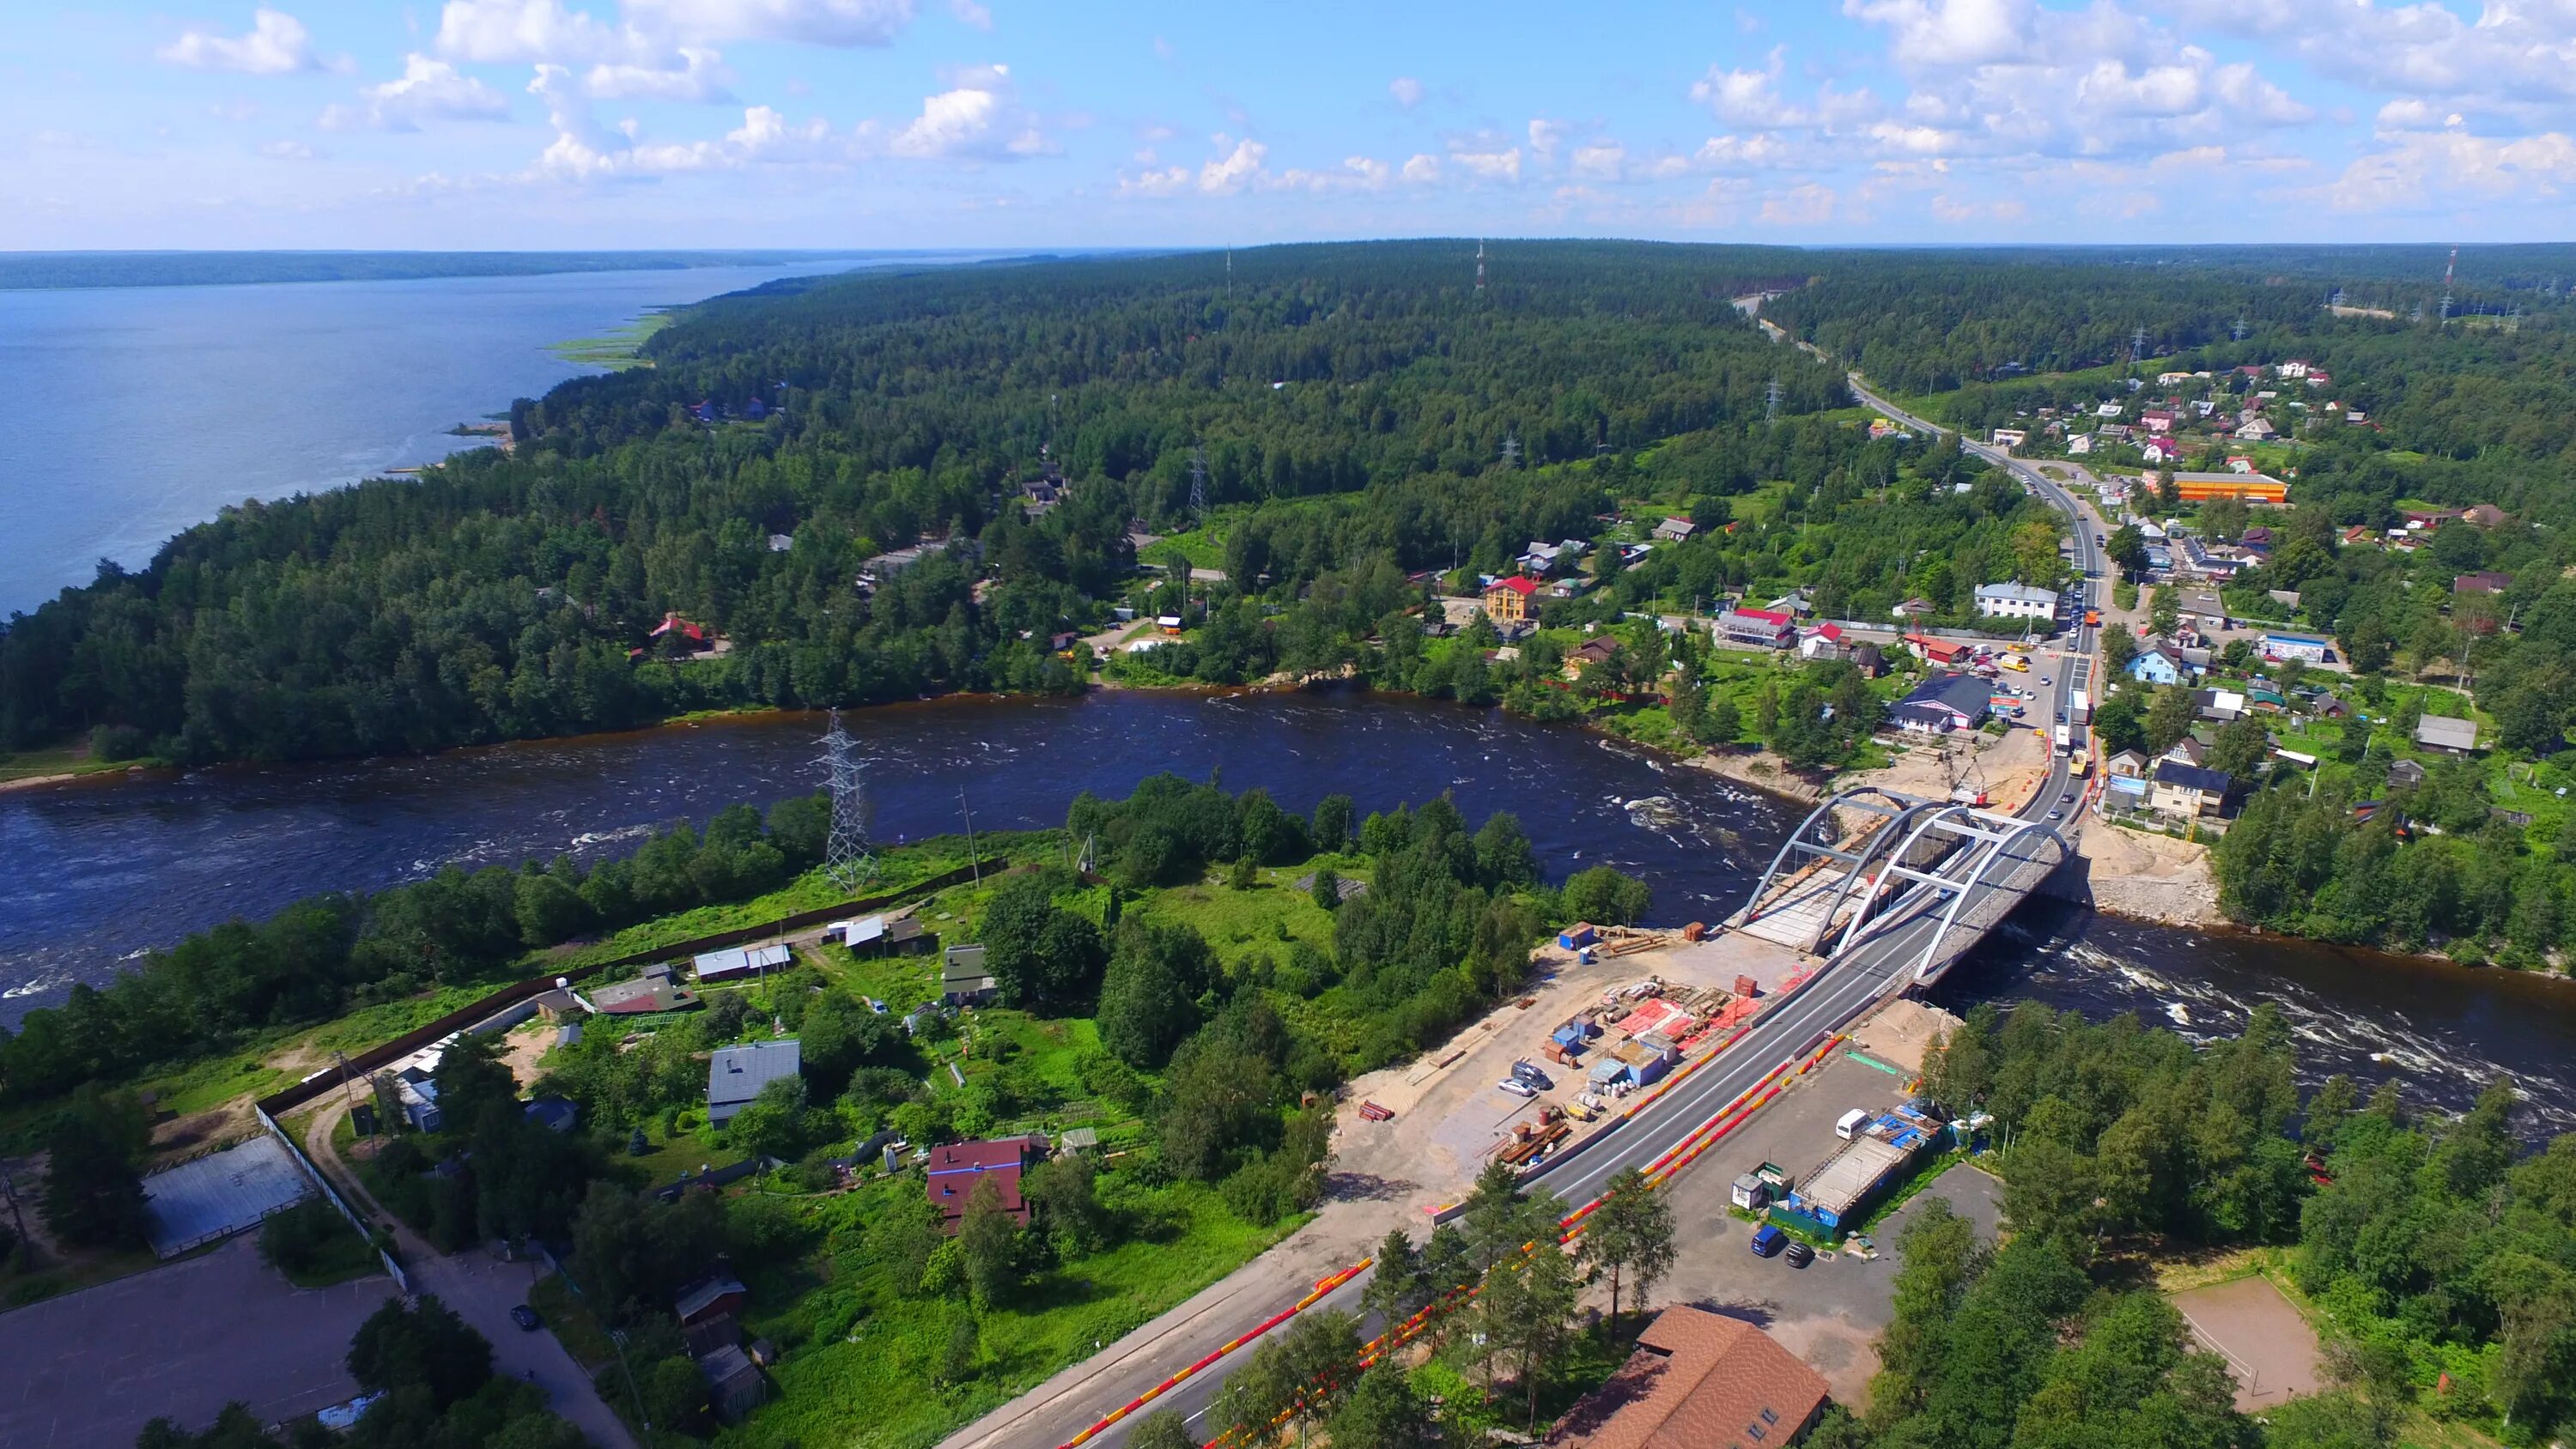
[817,710,876,892]
[1765,375,1784,424]
[2439,243,2458,323]
[1188,442,1208,518]
[1474,238,1486,297]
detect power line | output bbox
[818,709,877,892]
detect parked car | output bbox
[1750,1224,1787,1258]
[1511,1061,1552,1090]
[511,1305,541,1331]
[1498,1077,1539,1099]
[1785,1240,1816,1269]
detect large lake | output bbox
[0,257,990,615]
[7,688,2572,1133]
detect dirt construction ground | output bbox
[1649,1050,2004,1411]
[2075,815,2221,927]
[0,1234,396,1446]
[2169,1275,2324,1411]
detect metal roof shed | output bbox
[706,1039,803,1125]
[1789,1134,1911,1228]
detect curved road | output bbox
[958,369,2107,1449]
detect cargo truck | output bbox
[2053,724,2072,755]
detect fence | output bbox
[256,857,1007,1119]
[254,1103,410,1294]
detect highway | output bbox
[968,370,2105,1449]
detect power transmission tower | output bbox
[2329,286,2346,310]
[1188,441,1208,518]
[2439,243,2458,323]
[2506,304,2522,334]
[2231,312,2249,342]
[1474,238,1485,297]
[818,710,876,892]
[2129,324,2148,361]
[1499,431,1521,470]
[1765,375,1784,424]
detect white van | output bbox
[1835,1108,1871,1141]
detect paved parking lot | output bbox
[1651,1052,2005,1409]
[2171,1275,2324,1411]
[0,1234,396,1446]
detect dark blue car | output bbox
[1750,1224,1786,1258]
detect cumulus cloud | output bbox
[1197,137,1267,194]
[258,138,318,159]
[863,64,1052,161]
[1115,136,1287,197]
[1446,137,1522,182]
[435,0,639,63]
[2171,0,2576,124]
[2330,127,2576,212]
[1759,181,1837,225]
[949,0,993,29]
[160,8,336,75]
[534,95,839,178]
[624,0,918,46]
[587,47,733,100]
[1389,76,1425,108]
[322,55,512,131]
[1400,153,1441,183]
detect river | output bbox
[5,688,2571,1133]
[0,255,999,616]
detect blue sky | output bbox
[9,0,2576,249]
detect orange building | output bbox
[1482,574,1540,623]
[2172,471,2290,505]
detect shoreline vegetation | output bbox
[2,779,1627,1449]
[545,311,673,370]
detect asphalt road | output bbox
[999,368,2107,1449]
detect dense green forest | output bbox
[0,241,1832,766]
[1830,1003,2576,1448]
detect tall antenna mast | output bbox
[1188,440,1208,518]
[818,709,876,891]
[1474,238,1485,297]
[1765,375,1784,424]
[1225,249,1233,294]
[2439,243,2458,322]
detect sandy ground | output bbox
[1848,998,1964,1077]
[2169,1275,2324,1411]
[1688,749,1829,804]
[2074,815,2222,926]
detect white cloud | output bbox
[1528,118,1567,159]
[160,9,334,75]
[2172,0,2576,124]
[624,0,918,46]
[258,138,318,159]
[1759,181,1837,225]
[1571,142,1625,180]
[1844,0,2031,69]
[1198,137,1267,195]
[322,55,512,131]
[586,47,733,101]
[867,64,1052,161]
[2330,127,2576,212]
[1400,153,1441,183]
[1447,139,1522,182]
[949,0,993,29]
[435,0,640,64]
[1389,76,1425,108]
[532,97,839,179]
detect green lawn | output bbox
[0,739,161,785]
[721,1178,1299,1449]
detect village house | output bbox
[1481,574,1539,624]
[2129,645,2190,686]
[706,1040,802,1128]
[927,1136,1050,1230]
[1652,517,1697,543]
[2150,761,2233,821]
[1890,673,1990,735]
[2453,571,2514,597]
[2415,715,2481,755]
[1990,428,2026,449]
[1796,623,1847,662]
[1973,583,2059,621]
[2258,632,2332,664]
[1713,606,1796,650]
[1905,631,1972,667]
[1549,1305,1830,1449]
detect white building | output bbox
[1974,583,2060,621]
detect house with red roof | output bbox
[1482,574,1540,624]
[1713,606,1795,650]
[927,1135,1048,1230]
